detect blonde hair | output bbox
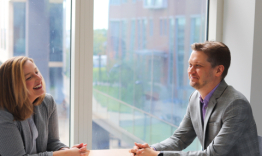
[0,56,46,121]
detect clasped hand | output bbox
[60,143,90,156]
[72,143,89,155]
[129,142,159,156]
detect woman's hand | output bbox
[54,147,89,156]
[72,143,90,156]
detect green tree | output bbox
[93,29,107,55]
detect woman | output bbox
[0,56,89,156]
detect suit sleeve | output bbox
[0,110,53,156]
[0,111,27,156]
[152,99,253,156]
[46,96,68,151]
[151,104,197,151]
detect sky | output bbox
[65,0,109,30]
[93,0,109,30]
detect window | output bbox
[149,18,154,36]
[110,0,121,5]
[142,19,147,49]
[130,20,136,51]
[93,0,207,150]
[13,2,26,56]
[0,0,71,145]
[121,20,127,58]
[144,0,168,9]
[175,17,186,89]
[190,16,205,45]
[109,20,121,58]
[137,19,141,49]
[159,18,162,35]
[159,18,168,36]
[168,17,174,88]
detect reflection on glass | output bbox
[93,0,207,150]
[0,0,71,145]
[119,104,133,134]
[151,118,172,144]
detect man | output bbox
[129,41,260,156]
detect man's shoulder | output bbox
[189,90,199,100]
[221,85,249,103]
[188,82,249,106]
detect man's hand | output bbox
[135,147,160,156]
[129,143,155,156]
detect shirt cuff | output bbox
[150,146,157,151]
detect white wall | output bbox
[222,0,262,135]
[250,0,262,136]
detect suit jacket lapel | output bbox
[202,97,217,147]
[196,98,204,141]
[20,119,32,154]
[202,80,228,148]
[190,92,204,146]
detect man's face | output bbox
[188,50,217,90]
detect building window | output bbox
[190,16,202,44]
[175,17,186,88]
[130,20,136,51]
[168,18,174,85]
[49,3,63,62]
[137,19,141,49]
[159,18,168,36]
[149,18,154,36]
[142,19,147,49]
[13,2,26,56]
[144,0,168,9]
[159,18,162,35]
[121,20,127,58]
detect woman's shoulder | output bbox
[0,109,14,124]
[43,93,55,102]
[38,93,57,113]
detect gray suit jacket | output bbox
[152,80,260,156]
[0,94,68,156]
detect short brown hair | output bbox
[191,41,231,80]
[0,56,46,121]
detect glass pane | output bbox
[0,0,71,146]
[119,104,133,134]
[92,0,207,151]
[151,118,173,145]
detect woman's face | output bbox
[23,60,45,103]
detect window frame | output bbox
[208,0,224,41]
[70,0,93,148]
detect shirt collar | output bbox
[199,82,220,104]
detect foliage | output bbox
[93,67,108,82]
[93,29,107,55]
[93,62,146,111]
